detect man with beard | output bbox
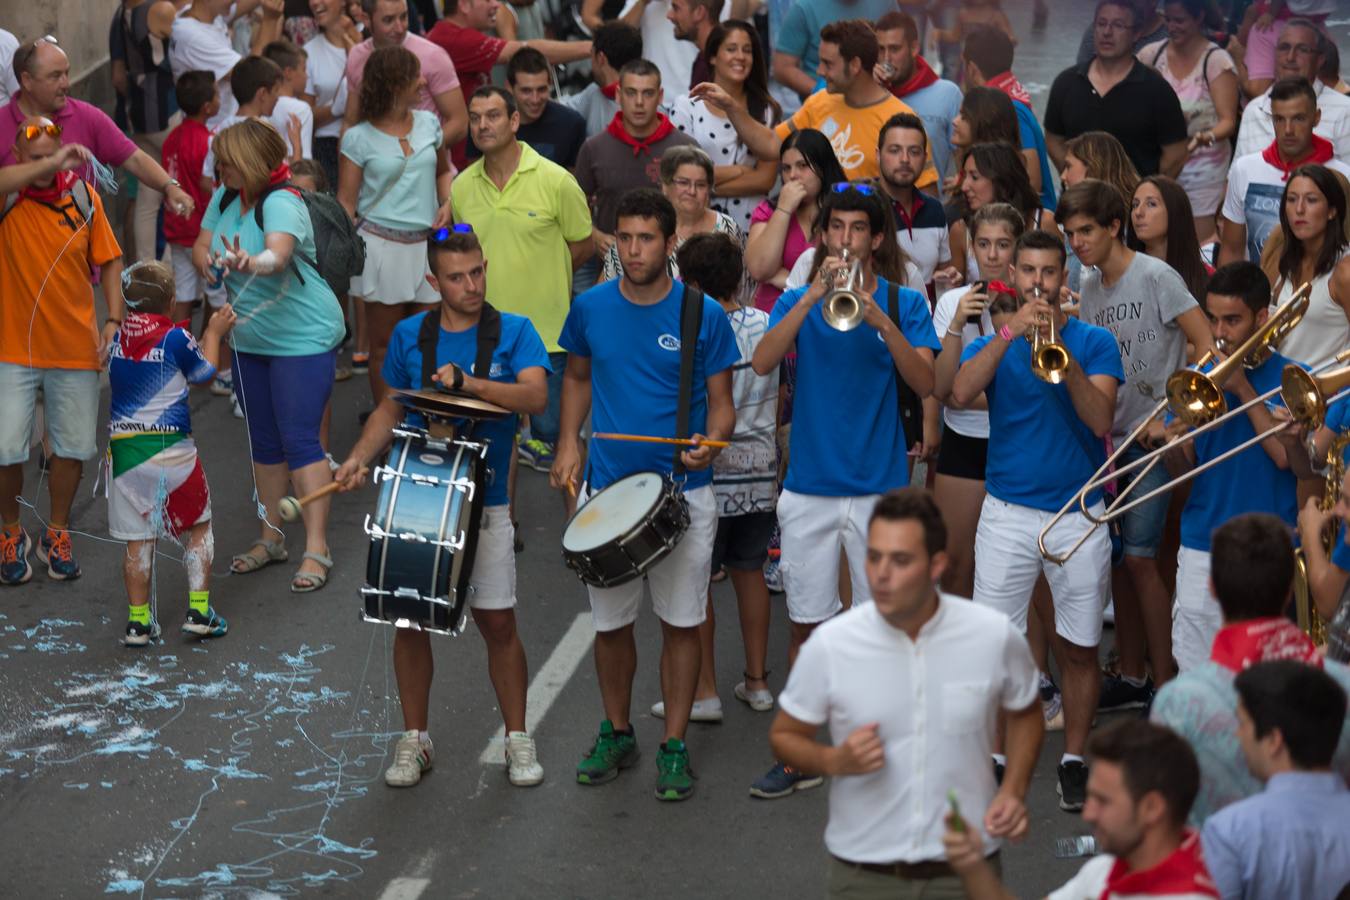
[551,188,738,802]
[451,86,592,479]
[666,0,722,91]
[334,227,552,790]
[944,720,1218,900]
[876,111,954,294]
[873,11,961,183]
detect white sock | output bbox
[418,730,430,744]
[991,753,1007,766]
[1061,753,1084,765]
[1122,674,1147,688]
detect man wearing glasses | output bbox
[746,182,940,799]
[0,37,196,226]
[1043,0,1188,178]
[334,224,552,791]
[1234,18,1350,162]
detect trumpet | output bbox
[1165,283,1311,427]
[1027,287,1070,384]
[821,247,866,332]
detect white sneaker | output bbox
[210,373,234,396]
[385,730,433,787]
[231,396,244,419]
[650,697,723,722]
[734,681,775,712]
[505,731,544,786]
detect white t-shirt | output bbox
[778,597,1039,864]
[0,29,19,106]
[303,33,349,140]
[202,113,244,178]
[932,285,993,439]
[1221,150,1350,265]
[170,14,242,130]
[631,0,730,98]
[271,95,313,160]
[1235,82,1350,164]
[786,246,927,296]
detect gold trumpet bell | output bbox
[1283,362,1350,429]
[1033,342,1070,384]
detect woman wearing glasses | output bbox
[338,46,453,405]
[601,146,742,284]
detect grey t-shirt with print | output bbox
[1079,251,1198,438]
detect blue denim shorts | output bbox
[1116,441,1170,559]
[0,363,101,465]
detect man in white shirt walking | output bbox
[770,488,1043,898]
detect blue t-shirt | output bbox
[772,278,941,496]
[901,79,964,184]
[383,311,551,508]
[963,317,1123,512]
[1320,397,1350,571]
[558,279,740,493]
[1179,353,1299,552]
[1014,101,1057,213]
[199,186,345,357]
[109,327,216,436]
[776,0,896,74]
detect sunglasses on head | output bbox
[22,122,61,141]
[431,223,474,242]
[831,182,876,197]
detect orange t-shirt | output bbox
[0,185,121,370]
[775,90,938,189]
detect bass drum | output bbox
[362,427,487,635]
[561,471,689,588]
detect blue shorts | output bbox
[1117,441,1170,559]
[232,350,336,470]
[0,363,101,465]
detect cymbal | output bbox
[391,388,510,420]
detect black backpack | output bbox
[217,182,366,297]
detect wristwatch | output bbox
[164,178,182,191]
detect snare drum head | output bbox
[562,472,666,552]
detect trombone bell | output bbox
[1282,363,1350,429]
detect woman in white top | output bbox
[930,203,1024,598]
[666,20,780,234]
[1270,165,1350,373]
[1137,0,1238,246]
[338,45,452,404]
[303,0,358,189]
[602,145,744,283]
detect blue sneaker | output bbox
[748,761,823,799]
[0,527,33,585]
[123,618,162,648]
[182,607,229,638]
[516,438,555,472]
[38,528,80,581]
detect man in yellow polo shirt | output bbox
[692,18,936,188]
[451,84,593,470]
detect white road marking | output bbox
[479,612,593,764]
[376,877,430,900]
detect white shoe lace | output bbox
[507,735,538,767]
[391,736,424,774]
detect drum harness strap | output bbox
[886,281,923,450]
[416,301,504,417]
[673,283,701,477]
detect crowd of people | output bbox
[3,0,1350,896]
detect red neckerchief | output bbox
[606,111,675,157]
[601,82,619,100]
[1099,831,1219,899]
[20,169,78,205]
[1210,617,1322,672]
[987,279,1015,295]
[890,56,939,98]
[1261,134,1334,181]
[243,161,293,204]
[986,70,1032,108]
[118,312,188,362]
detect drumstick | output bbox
[591,432,730,449]
[278,470,366,522]
[567,479,577,499]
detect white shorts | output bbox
[582,483,717,631]
[349,230,439,306]
[1172,546,1221,673]
[467,505,517,610]
[972,496,1111,648]
[169,245,227,307]
[777,489,879,623]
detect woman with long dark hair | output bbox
[1128,175,1211,299]
[744,128,845,313]
[949,142,1056,281]
[950,86,1042,200]
[668,20,781,234]
[1272,164,1350,371]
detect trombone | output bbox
[1038,284,1314,565]
[822,247,866,332]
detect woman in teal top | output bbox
[338,45,453,405]
[195,118,345,593]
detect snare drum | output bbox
[561,472,690,587]
[362,427,487,635]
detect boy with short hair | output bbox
[203,54,285,178]
[262,39,314,162]
[161,69,222,327]
[110,261,236,646]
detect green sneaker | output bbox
[654,738,695,801]
[576,719,639,785]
